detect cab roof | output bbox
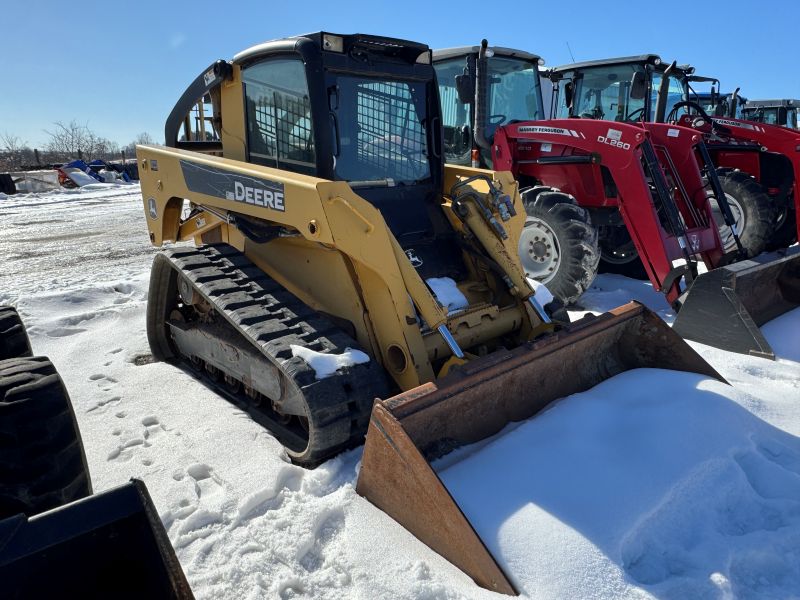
[432,45,543,65]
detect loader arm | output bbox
[494,120,696,304]
[138,145,546,388]
[677,114,800,243]
[642,122,728,264]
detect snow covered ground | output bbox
[1,185,798,599]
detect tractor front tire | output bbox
[715,171,776,257]
[0,357,92,520]
[518,187,600,305]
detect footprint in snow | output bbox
[89,373,117,383]
[107,436,146,461]
[86,396,121,414]
[168,464,235,548]
[46,327,86,338]
[298,508,346,573]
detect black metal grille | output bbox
[248,84,315,167]
[353,81,428,181]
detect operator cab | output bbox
[550,55,690,123]
[432,46,546,166]
[164,32,467,280]
[742,99,800,129]
[691,91,748,119]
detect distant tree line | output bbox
[0,124,156,171]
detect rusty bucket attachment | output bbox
[673,246,800,359]
[356,302,723,595]
[1,479,193,599]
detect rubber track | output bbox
[161,245,393,465]
[0,356,92,519]
[0,306,33,361]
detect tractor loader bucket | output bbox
[356,302,723,595]
[673,246,800,359]
[0,479,193,599]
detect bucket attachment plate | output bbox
[0,479,194,599]
[356,302,723,595]
[673,246,800,359]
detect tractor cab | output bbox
[742,99,800,129]
[691,89,749,119]
[432,46,546,167]
[550,55,692,124]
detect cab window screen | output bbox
[243,59,315,173]
[332,77,430,183]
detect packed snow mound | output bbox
[568,274,675,323]
[289,345,369,379]
[5,183,800,600]
[761,307,800,363]
[440,368,800,599]
[425,277,469,313]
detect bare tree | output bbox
[0,132,30,170]
[44,120,91,160]
[123,132,156,158]
[134,132,155,145]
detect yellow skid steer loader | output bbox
[138,32,724,594]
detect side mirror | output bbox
[710,84,718,110]
[630,71,646,100]
[563,81,574,112]
[455,74,474,105]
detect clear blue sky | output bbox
[3,0,794,148]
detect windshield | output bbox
[329,75,431,184]
[557,64,647,122]
[485,56,544,137]
[556,64,689,122]
[744,107,780,125]
[650,72,688,120]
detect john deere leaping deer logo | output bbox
[405,249,423,268]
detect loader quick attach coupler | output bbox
[673,245,800,359]
[356,302,724,595]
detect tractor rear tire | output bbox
[0,306,32,361]
[715,171,776,257]
[518,187,600,305]
[0,357,92,520]
[765,206,798,251]
[598,226,649,280]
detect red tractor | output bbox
[433,44,745,304]
[550,55,800,253]
[433,42,800,358]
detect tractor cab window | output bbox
[434,57,473,165]
[559,64,647,122]
[786,108,798,129]
[330,76,431,184]
[485,57,543,138]
[243,59,316,174]
[650,72,688,121]
[759,108,780,125]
